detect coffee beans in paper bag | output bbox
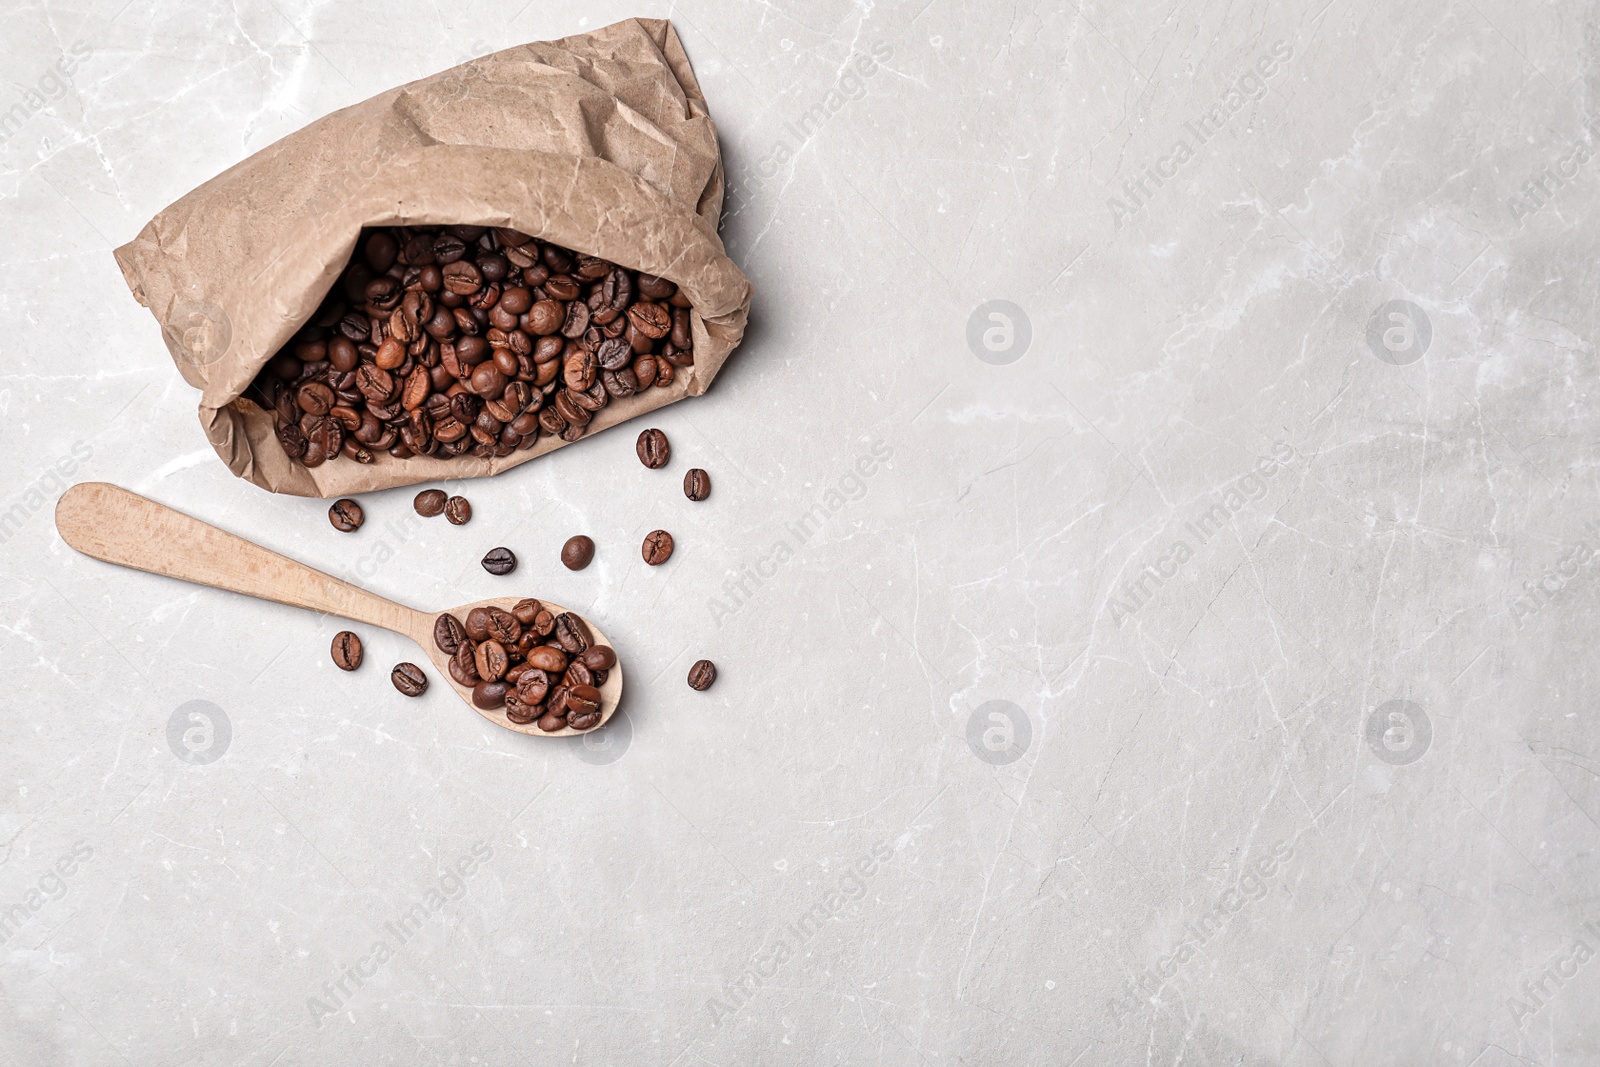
[113,17,752,498]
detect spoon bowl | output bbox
[422,596,623,736]
[54,482,622,736]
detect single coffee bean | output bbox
[547,685,570,716]
[642,529,674,566]
[433,613,466,654]
[444,496,472,525]
[536,711,567,732]
[449,645,481,688]
[684,468,711,501]
[415,488,447,516]
[567,708,602,732]
[391,662,428,696]
[475,640,509,682]
[553,612,591,653]
[580,645,617,671]
[526,646,568,673]
[464,606,493,641]
[485,608,522,645]
[512,598,542,625]
[329,499,364,532]
[472,680,508,709]
[518,668,551,704]
[481,547,517,575]
[330,631,363,671]
[637,428,670,469]
[688,659,717,691]
[561,535,594,570]
[566,683,602,713]
[506,698,537,725]
[564,661,594,689]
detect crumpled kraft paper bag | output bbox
[113,17,752,498]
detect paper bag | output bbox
[113,17,752,498]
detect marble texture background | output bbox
[3,1,1598,1064]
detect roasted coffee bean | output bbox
[567,708,601,731]
[473,680,508,709]
[526,646,568,673]
[464,606,494,642]
[298,381,336,415]
[684,468,711,500]
[449,644,481,687]
[474,640,509,682]
[536,711,567,732]
[485,608,522,645]
[642,529,674,565]
[506,696,537,724]
[561,535,594,570]
[566,683,602,718]
[518,669,551,704]
[580,645,617,671]
[553,612,591,653]
[415,489,447,516]
[329,498,364,532]
[481,547,517,575]
[685,658,719,691]
[637,273,676,300]
[564,661,594,689]
[391,662,429,696]
[512,598,542,625]
[331,631,363,671]
[547,685,570,717]
[277,423,309,459]
[637,428,670,469]
[628,301,672,339]
[444,496,472,524]
[434,612,466,654]
[532,609,555,636]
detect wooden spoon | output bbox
[54,481,622,737]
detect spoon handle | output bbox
[55,482,425,636]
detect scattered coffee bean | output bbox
[561,535,594,570]
[444,496,472,525]
[391,662,428,696]
[329,498,364,532]
[637,428,670,469]
[482,547,517,575]
[330,631,363,671]
[414,489,448,516]
[642,529,674,566]
[430,602,615,730]
[684,468,711,501]
[688,659,717,691]
[249,225,695,469]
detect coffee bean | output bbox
[684,468,711,501]
[472,680,508,709]
[580,645,617,671]
[433,613,466,654]
[518,668,551,705]
[482,547,517,575]
[391,662,428,696]
[444,496,472,525]
[553,612,591,654]
[414,489,448,516]
[536,711,567,732]
[331,631,363,671]
[485,608,522,645]
[329,499,364,532]
[512,598,541,625]
[637,428,670,469]
[561,535,594,570]
[567,708,602,732]
[688,659,717,691]
[449,644,481,687]
[527,646,568,673]
[642,529,674,565]
[506,697,537,725]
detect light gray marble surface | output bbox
[3,1,1598,1064]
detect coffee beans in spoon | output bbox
[246,225,696,469]
[431,598,614,731]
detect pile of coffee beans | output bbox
[247,225,696,468]
[433,599,615,731]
